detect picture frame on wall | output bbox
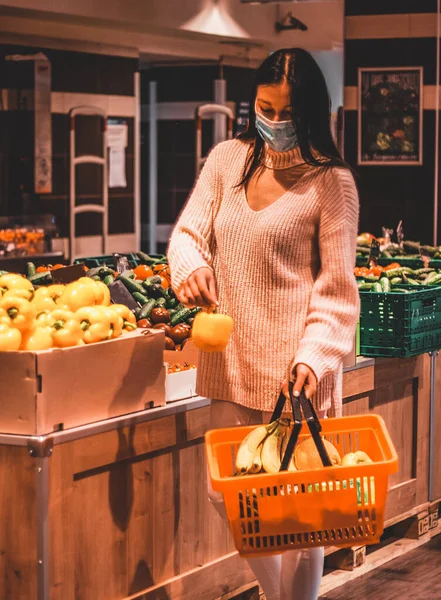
[358,67,423,166]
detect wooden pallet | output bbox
[226,501,440,600]
[319,500,440,597]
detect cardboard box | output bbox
[0,329,165,436]
[165,368,197,403]
[164,339,199,367]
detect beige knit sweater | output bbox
[168,139,360,415]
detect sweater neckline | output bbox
[261,144,306,170]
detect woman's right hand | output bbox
[176,267,218,311]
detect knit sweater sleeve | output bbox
[293,168,360,383]
[167,145,222,291]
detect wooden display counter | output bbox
[0,355,437,600]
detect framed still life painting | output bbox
[358,67,423,166]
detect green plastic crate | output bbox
[359,285,441,358]
[74,254,140,269]
[356,256,441,270]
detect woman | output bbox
[168,48,359,600]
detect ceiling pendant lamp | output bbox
[181,0,251,39]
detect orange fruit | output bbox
[294,437,341,470]
[134,265,154,280]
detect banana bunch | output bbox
[235,419,296,476]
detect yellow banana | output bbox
[261,424,286,474]
[235,422,277,475]
[247,445,263,474]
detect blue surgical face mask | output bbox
[255,110,299,153]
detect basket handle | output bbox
[272,382,333,471]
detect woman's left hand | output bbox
[282,364,318,401]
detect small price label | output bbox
[420,247,431,269]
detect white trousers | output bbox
[208,399,324,600]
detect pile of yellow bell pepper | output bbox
[0,273,137,351]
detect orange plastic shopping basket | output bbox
[205,385,398,558]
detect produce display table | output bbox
[0,355,439,600]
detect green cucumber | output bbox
[363,275,380,283]
[155,297,167,308]
[165,296,178,309]
[386,268,404,279]
[133,291,149,305]
[188,307,202,319]
[406,278,420,286]
[143,275,162,287]
[427,271,441,283]
[103,274,114,286]
[86,267,103,279]
[403,240,421,254]
[390,277,403,285]
[170,307,192,326]
[117,275,146,296]
[138,298,157,320]
[358,283,374,291]
[380,277,391,292]
[26,262,37,278]
[29,272,52,286]
[143,283,165,299]
[428,274,441,286]
[421,245,437,256]
[372,282,383,293]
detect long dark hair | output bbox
[238,48,352,186]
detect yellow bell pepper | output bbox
[0,273,34,294]
[44,284,65,302]
[48,309,82,348]
[94,281,111,306]
[57,281,97,312]
[2,287,34,301]
[0,308,10,326]
[75,306,112,344]
[35,311,52,328]
[32,295,57,315]
[74,277,110,306]
[109,304,137,331]
[191,311,233,352]
[0,296,36,333]
[21,327,53,351]
[96,306,123,339]
[0,323,22,351]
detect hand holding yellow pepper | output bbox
[48,309,82,348]
[0,296,36,333]
[75,306,112,344]
[0,322,21,351]
[192,310,234,352]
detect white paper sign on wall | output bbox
[107,119,128,188]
